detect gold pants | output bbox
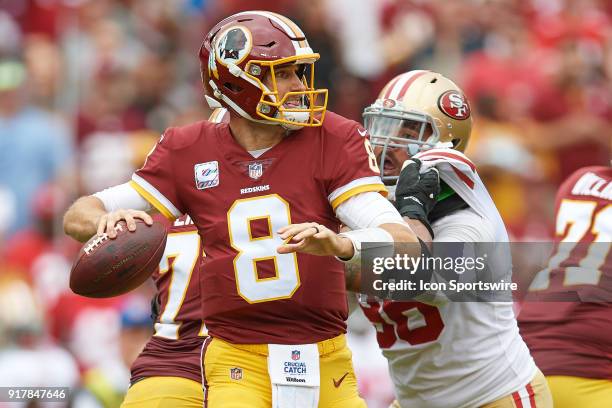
[202,334,366,407]
[121,376,203,408]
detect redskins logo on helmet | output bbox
[214,26,252,67]
[363,70,472,183]
[199,11,328,130]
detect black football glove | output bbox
[394,158,440,237]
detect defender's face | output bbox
[372,122,433,178]
[373,144,409,178]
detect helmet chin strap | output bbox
[205,95,223,109]
[278,110,308,130]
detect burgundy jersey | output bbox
[519,166,612,379]
[131,112,386,344]
[130,215,206,383]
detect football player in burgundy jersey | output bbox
[348,70,552,408]
[519,166,611,408]
[121,215,204,407]
[64,11,423,408]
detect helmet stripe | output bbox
[238,11,301,53]
[382,75,402,99]
[387,70,428,100]
[271,12,308,49]
[264,12,304,52]
[396,70,428,99]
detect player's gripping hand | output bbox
[96,209,153,238]
[395,158,440,237]
[277,223,353,258]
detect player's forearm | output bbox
[342,223,420,292]
[402,218,433,245]
[345,262,361,292]
[336,222,419,259]
[379,222,419,245]
[63,195,106,242]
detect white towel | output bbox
[414,148,509,242]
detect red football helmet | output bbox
[199,11,328,129]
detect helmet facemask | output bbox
[364,101,444,184]
[246,58,328,129]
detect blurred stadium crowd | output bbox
[0,0,609,406]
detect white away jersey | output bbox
[360,149,536,408]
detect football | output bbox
[70,220,167,298]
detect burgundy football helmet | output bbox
[199,11,328,129]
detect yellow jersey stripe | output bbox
[330,184,388,210]
[129,180,176,220]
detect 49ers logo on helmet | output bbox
[215,26,252,66]
[438,90,470,120]
[382,99,396,108]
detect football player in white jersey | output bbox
[352,71,553,408]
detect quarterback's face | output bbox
[264,64,306,108]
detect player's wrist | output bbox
[335,236,355,260]
[397,200,434,238]
[336,227,395,266]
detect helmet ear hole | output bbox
[451,138,461,148]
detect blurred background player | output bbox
[121,109,228,407]
[120,215,205,408]
[0,274,79,406]
[354,70,552,408]
[518,165,612,408]
[71,297,153,408]
[0,59,73,237]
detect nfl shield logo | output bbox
[291,350,300,361]
[194,161,220,190]
[230,367,242,380]
[248,162,263,179]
